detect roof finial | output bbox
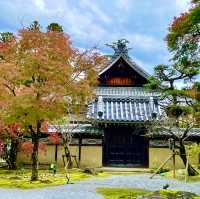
[106,39,131,58]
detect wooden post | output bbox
[172,140,176,178]
[185,155,189,183]
[55,144,58,163]
[199,153,200,165]
[150,155,173,179]
[78,135,82,162]
[172,151,176,178]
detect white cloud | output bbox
[29,0,108,43]
[125,33,162,52]
[60,7,107,41]
[34,0,45,11]
[117,0,133,11]
[80,0,111,24]
[30,0,65,16]
[175,0,190,11]
[132,57,153,74]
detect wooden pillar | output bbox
[198,141,200,165]
[78,135,82,162]
[172,150,176,178]
[55,144,58,163]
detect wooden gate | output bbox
[103,127,149,167]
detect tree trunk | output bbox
[31,135,39,181]
[64,144,73,169]
[179,140,199,176]
[62,133,73,169]
[30,122,41,181]
[8,139,18,170]
[4,139,18,170]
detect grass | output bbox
[0,168,109,189]
[97,188,200,199]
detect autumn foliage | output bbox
[167,0,200,63]
[0,22,106,180]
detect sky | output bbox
[0,0,191,74]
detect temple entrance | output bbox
[103,126,149,167]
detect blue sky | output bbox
[0,0,191,74]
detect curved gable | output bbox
[98,55,149,87]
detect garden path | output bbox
[1,174,200,199]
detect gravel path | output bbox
[1,174,200,199]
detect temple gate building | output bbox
[17,40,200,169]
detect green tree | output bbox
[28,20,41,31]
[147,0,200,176]
[0,32,14,43]
[47,23,63,32]
[167,0,200,69]
[0,22,105,180]
[0,32,14,60]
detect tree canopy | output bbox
[147,0,200,176]
[167,0,200,69]
[0,21,106,180]
[47,23,63,32]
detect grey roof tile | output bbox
[87,87,162,122]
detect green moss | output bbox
[160,189,178,196]
[160,190,198,198]
[0,168,109,189]
[97,188,200,199]
[96,188,149,199]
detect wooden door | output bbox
[103,127,148,167]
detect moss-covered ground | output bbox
[0,168,109,189]
[97,188,200,199]
[96,188,149,199]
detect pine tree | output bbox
[147,0,200,176]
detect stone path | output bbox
[1,174,200,199]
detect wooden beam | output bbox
[55,144,58,163]
[78,135,82,162]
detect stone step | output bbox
[96,167,151,173]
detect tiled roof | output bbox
[95,87,159,97]
[87,87,161,122]
[48,124,200,137]
[48,124,103,134]
[149,128,200,138]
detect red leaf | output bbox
[48,132,61,144]
[40,121,49,133]
[0,139,4,155]
[20,141,33,154]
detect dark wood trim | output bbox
[145,137,149,168]
[78,136,82,161]
[55,144,58,163]
[102,131,105,166]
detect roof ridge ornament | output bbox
[106,39,132,59]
